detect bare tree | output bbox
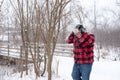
[71,1,87,25]
[0,0,4,11]
[0,0,4,36]
[10,0,71,80]
[41,0,71,80]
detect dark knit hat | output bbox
[75,24,86,34]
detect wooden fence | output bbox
[0,44,74,61]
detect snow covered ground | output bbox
[1,56,120,80]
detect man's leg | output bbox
[80,63,93,80]
[71,63,82,80]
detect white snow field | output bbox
[0,56,120,80]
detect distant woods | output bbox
[93,28,120,48]
[1,0,120,48]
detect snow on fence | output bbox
[0,44,74,60]
[54,44,73,56]
[0,47,21,59]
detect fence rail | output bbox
[0,44,74,60]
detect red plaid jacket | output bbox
[67,32,95,64]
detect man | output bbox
[67,24,95,80]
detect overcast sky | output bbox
[80,0,118,10]
[1,0,119,31]
[68,0,119,31]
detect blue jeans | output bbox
[71,63,93,80]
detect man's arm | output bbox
[82,33,95,47]
[67,32,74,43]
[77,33,95,47]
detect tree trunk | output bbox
[48,54,53,80]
